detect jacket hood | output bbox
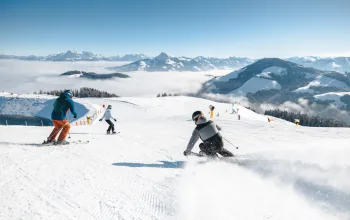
[195,116,208,125]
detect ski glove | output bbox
[114,119,117,122]
[99,119,103,121]
[183,150,190,156]
[73,114,77,118]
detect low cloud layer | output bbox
[0,60,230,97]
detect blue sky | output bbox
[1,0,349,58]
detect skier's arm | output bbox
[110,113,116,120]
[100,111,106,120]
[185,129,200,152]
[68,99,77,118]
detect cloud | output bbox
[0,60,231,97]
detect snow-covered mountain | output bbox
[203,58,350,106]
[0,51,150,62]
[287,56,350,73]
[108,52,254,72]
[0,95,349,219]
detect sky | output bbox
[1,0,350,58]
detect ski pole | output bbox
[222,136,239,149]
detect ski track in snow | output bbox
[1,96,350,219]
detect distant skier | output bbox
[183,111,234,157]
[99,105,117,134]
[45,90,77,145]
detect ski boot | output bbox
[218,148,234,157]
[42,139,56,145]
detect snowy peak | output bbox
[0,51,150,62]
[108,53,253,72]
[154,52,171,61]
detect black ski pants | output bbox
[106,120,115,132]
[199,134,233,157]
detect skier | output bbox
[99,105,117,134]
[183,111,234,157]
[45,90,77,145]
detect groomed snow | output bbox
[229,77,281,96]
[256,66,287,78]
[1,96,349,219]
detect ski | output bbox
[34,140,90,147]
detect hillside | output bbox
[0,96,349,219]
[61,70,130,79]
[203,58,350,107]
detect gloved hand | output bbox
[73,114,77,118]
[183,150,190,156]
[99,119,102,121]
[114,119,117,122]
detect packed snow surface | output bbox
[0,96,349,220]
[229,77,281,96]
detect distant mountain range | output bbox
[0,50,149,62]
[287,57,350,74]
[61,70,129,79]
[108,52,254,72]
[202,58,350,107]
[2,50,350,73]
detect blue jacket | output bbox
[51,92,77,120]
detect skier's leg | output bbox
[199,142,217,157]
[58,120,71,142]
[110,121,115,132]
[219,148,234,157]
[215,137,234,157]
[106,120,113,132]
[48,120,61,141]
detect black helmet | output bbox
[192,111,202,121]
[108,105,112,109]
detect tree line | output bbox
[35,87,119,98]
[156,93,180,97]
[265,109,349,127]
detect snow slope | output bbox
[0,96,349,219]
[229,77,281,96]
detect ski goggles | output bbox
[193,114,203,121]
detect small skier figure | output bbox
[99,105,117,134]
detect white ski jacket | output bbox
[100,109,116,121]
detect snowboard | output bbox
[106,132,120,135]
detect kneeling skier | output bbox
[184,111,233,157]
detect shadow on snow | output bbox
[112,160,185,169]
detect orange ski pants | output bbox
[48,120,71,142]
